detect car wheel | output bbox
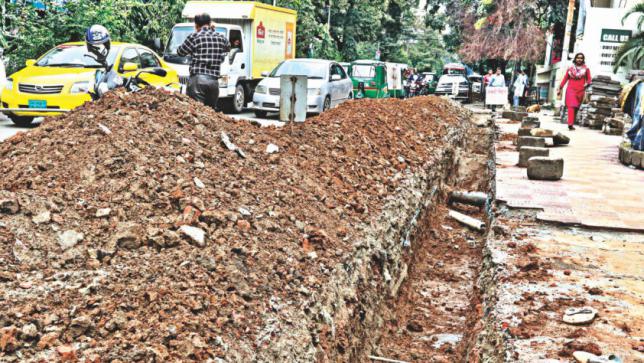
[323,96,331,112]
[254,110,268,118]
[225,84,245,114]
[9,115,34,127]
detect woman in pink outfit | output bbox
[558,53,592,130]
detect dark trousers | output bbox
[187,74,219,110]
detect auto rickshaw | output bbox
[349,60,408,99]
[349,60,388,99]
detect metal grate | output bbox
[18,84,64,94]
[179,76,190,85]
[269,88,280,96]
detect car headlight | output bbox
[218,76,229,88]
[70,81,90,94]
[5,78,13,91]
[308,88,321,96]
[255,85,267,94]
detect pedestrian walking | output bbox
[512,69,528,108]
[177,13,230,110]
[558,53,592,130]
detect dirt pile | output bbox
[0,89,471,361]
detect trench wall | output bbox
[254,107,487,362]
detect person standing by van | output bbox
[513,69,528,108]
[177,13,230,109]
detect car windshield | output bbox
[166,26,227,55]
[270,61,327,79]
[36,45,120,68]
[444,68,465,75]
[351,65,375,78]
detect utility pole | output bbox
[554,0,576,103]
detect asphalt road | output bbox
[0,110,286,142]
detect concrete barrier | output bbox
[527,157,564,180]
[518,146,549,167]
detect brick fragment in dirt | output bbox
[0,89,473,361]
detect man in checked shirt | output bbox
[177,13,230,109]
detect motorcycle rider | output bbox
[86,25,112,68]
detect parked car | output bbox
[252,59,353,118]
[1,42,179,126]
[434,63,471,102]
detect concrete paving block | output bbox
[518,128,533,137]
[553,132,570,146]
[521,118,541,129]
[518,146,550,167]
[501,110,529,122]
[517,136,546,149]
[527,157,564,180]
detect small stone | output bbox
[266,143,279,154]
[197,256,217,271]
[564,270,572,276]
[239,207,251,216]
[56,344,77,362]
[95,208,111,218]
[32,211,52,224]
[97,123,111,135]
[37,332,59,350]
[193,177,205,189]
[0,192,20,214]
[236,220,251,231]
[530,128,554,137]
[112,223,143,250]
[406,320,423,332]
[21,323,38,339]
[179,225,206,247]
[553,132,571,145]
[58,230,84,250]
[200,210,226,226]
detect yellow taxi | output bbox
[1,42,179,126]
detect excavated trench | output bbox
[319,114,496,363]
[368,119,496,362]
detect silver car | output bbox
[252,59,353,118]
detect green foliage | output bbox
[614,3,644,72]
[2,0,186,74]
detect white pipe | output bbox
[448,209,485,231]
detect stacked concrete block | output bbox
[580,75,621,129]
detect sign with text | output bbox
[600,29,632,43]
[486,87,508,105]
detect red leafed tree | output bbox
[458,0,549,62]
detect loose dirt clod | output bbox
[0,89,474,361]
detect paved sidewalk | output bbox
[496,112,644,231]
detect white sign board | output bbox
[279,75,307,122]
[486,87,508,106]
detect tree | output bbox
[454,0,566,64]
[613,2,644,72]
[2,0,186,73]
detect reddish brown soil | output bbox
[0,90,469,361]
[375,205,486,362]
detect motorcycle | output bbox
[85,46,178,101]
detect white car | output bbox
[252,59,353,118]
